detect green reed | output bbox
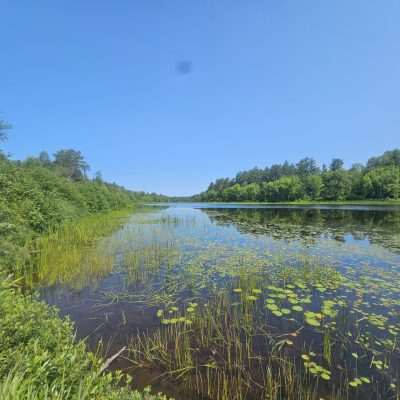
[25,209,133,289]
[125,248,400,399]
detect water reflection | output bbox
[39,205,400,400]
[200,206,400,252]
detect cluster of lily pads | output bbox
[155,302,198,326]
[302,353,331,380]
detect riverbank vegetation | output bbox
[0,143,165,275]
[0,123,169,399]
[196,150,400,202]
[0,277,169,400]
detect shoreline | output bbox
[162,200,400,207]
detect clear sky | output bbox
[1,1,399,196]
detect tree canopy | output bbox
[53,149,90,181]
[196,149,400,202]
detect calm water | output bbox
[40,204,400,400]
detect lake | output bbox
[39,203,400,400]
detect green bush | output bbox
[0,157,138,273]
[0,278,170,400]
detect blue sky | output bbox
[1,1,399,196]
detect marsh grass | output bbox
[124,250,400,400]
[127,285,348,400]
[123,242,180,285]
[25,209,133,289]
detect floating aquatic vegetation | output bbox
[37,205,400,400]
[302,353,331,380]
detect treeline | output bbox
[0,124,166,272]
[195,150,400,202]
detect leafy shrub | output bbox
[0,157,137,273]
[0,278,171,400]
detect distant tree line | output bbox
[195,150,400,202]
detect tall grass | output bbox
[128,286,349,400]
[24,209,133,288]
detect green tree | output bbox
[53,149,90,181]
[210,178,232,192]
[296,158,319,177]
[303,175,322,200]
[264,176,304,202]
[243,183,260,201]
[330,158,344,171]
[221,184,244,201]
[348,164,364,199]
[321,170,351,200]
[367,149,400,169]
[362,166,400,199]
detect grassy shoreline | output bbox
[0,208,171,400]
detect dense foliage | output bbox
[0,278,169,400]
[0,149,166,273]
[196,150,400,202]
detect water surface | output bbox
[40,204,400,400]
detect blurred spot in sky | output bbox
[176,60,192,75]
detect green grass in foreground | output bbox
[0,276,171,400]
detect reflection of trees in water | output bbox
[201,208,400,253]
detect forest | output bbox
[195,151,400,202]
